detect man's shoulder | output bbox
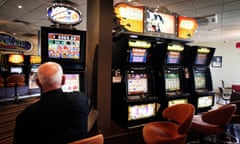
[63,91,88,101]
[63,91,85,97]
[62,92,89,111]
[16,101,41,120]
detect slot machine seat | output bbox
[0,76,5,88]
[6,74,25,87]
[68,134,104,144]
[142,104,195,144]
[6,74,25,102]
[191,103,237,143]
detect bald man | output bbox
[14,62,89,144]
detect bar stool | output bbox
[6,74,25,103]
[68,134,104,144]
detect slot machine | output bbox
[41,27,86,93]
[112,35,158,129]
[186,46,215,113]
[153,42,190,113]
[26,55,41,95]
[8,54,25,74]
[5,54,28,100]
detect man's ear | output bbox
[61,75,65,85]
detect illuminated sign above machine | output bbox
[178,16,198,39]
[167,44,184,51]
[128,39,151,48]
[197,47,210,53]
[0,32,32,51]
[114,3,144,33]
[47,4,82,25]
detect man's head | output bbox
[37,61,65,93]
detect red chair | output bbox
[232,84,240,92]
[6,74,25,102]
[191,104,237,143]
[68,134,104,144]
[230,100,240,123]
[142,104,195,144]
[6,74,25,87]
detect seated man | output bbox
[14,62,89,144]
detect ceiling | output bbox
[0,0,240,42]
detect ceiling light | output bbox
[18,5,22,9]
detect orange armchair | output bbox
[68,134,104,144]
[191,103,237,143]
[142,104,195,144]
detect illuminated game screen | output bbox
[195,53,207,65]
[129,48,147,63]
[10,67,23,73]
[128,103,156,121]
[166,51,181,64]
[127,73,148,95]
[165,71,180,92]
[194,71,206,90]
[197,96,213,108]
[62,74,80,92]
[29,66,39,89]
[168,99,188,107]
[48,33,80,59]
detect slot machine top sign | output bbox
[0,32,32,51]
[178,16,198,39]
[47,4,82,25]
[114,3,144,33]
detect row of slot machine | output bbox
[0,26,87,102]
[0,54,41,101]
[111,33,215,129]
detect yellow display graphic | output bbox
[178,16,198,39]
[8,54,24,64]
[114,3,144,33]
[30,55,41,64]
[197,47,210,53]
[128,39,151,48]
[167,43,184,51]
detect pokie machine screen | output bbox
[128,102,156,121]
[129,48,147,63]
[165,70,181,92]
[166,51,181,64]
[48,33,80,60]
[193,70,206,90]
[197,96,213,108]
[127,72,148,95]
[62,74,80,92]
[28,66,39,89]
